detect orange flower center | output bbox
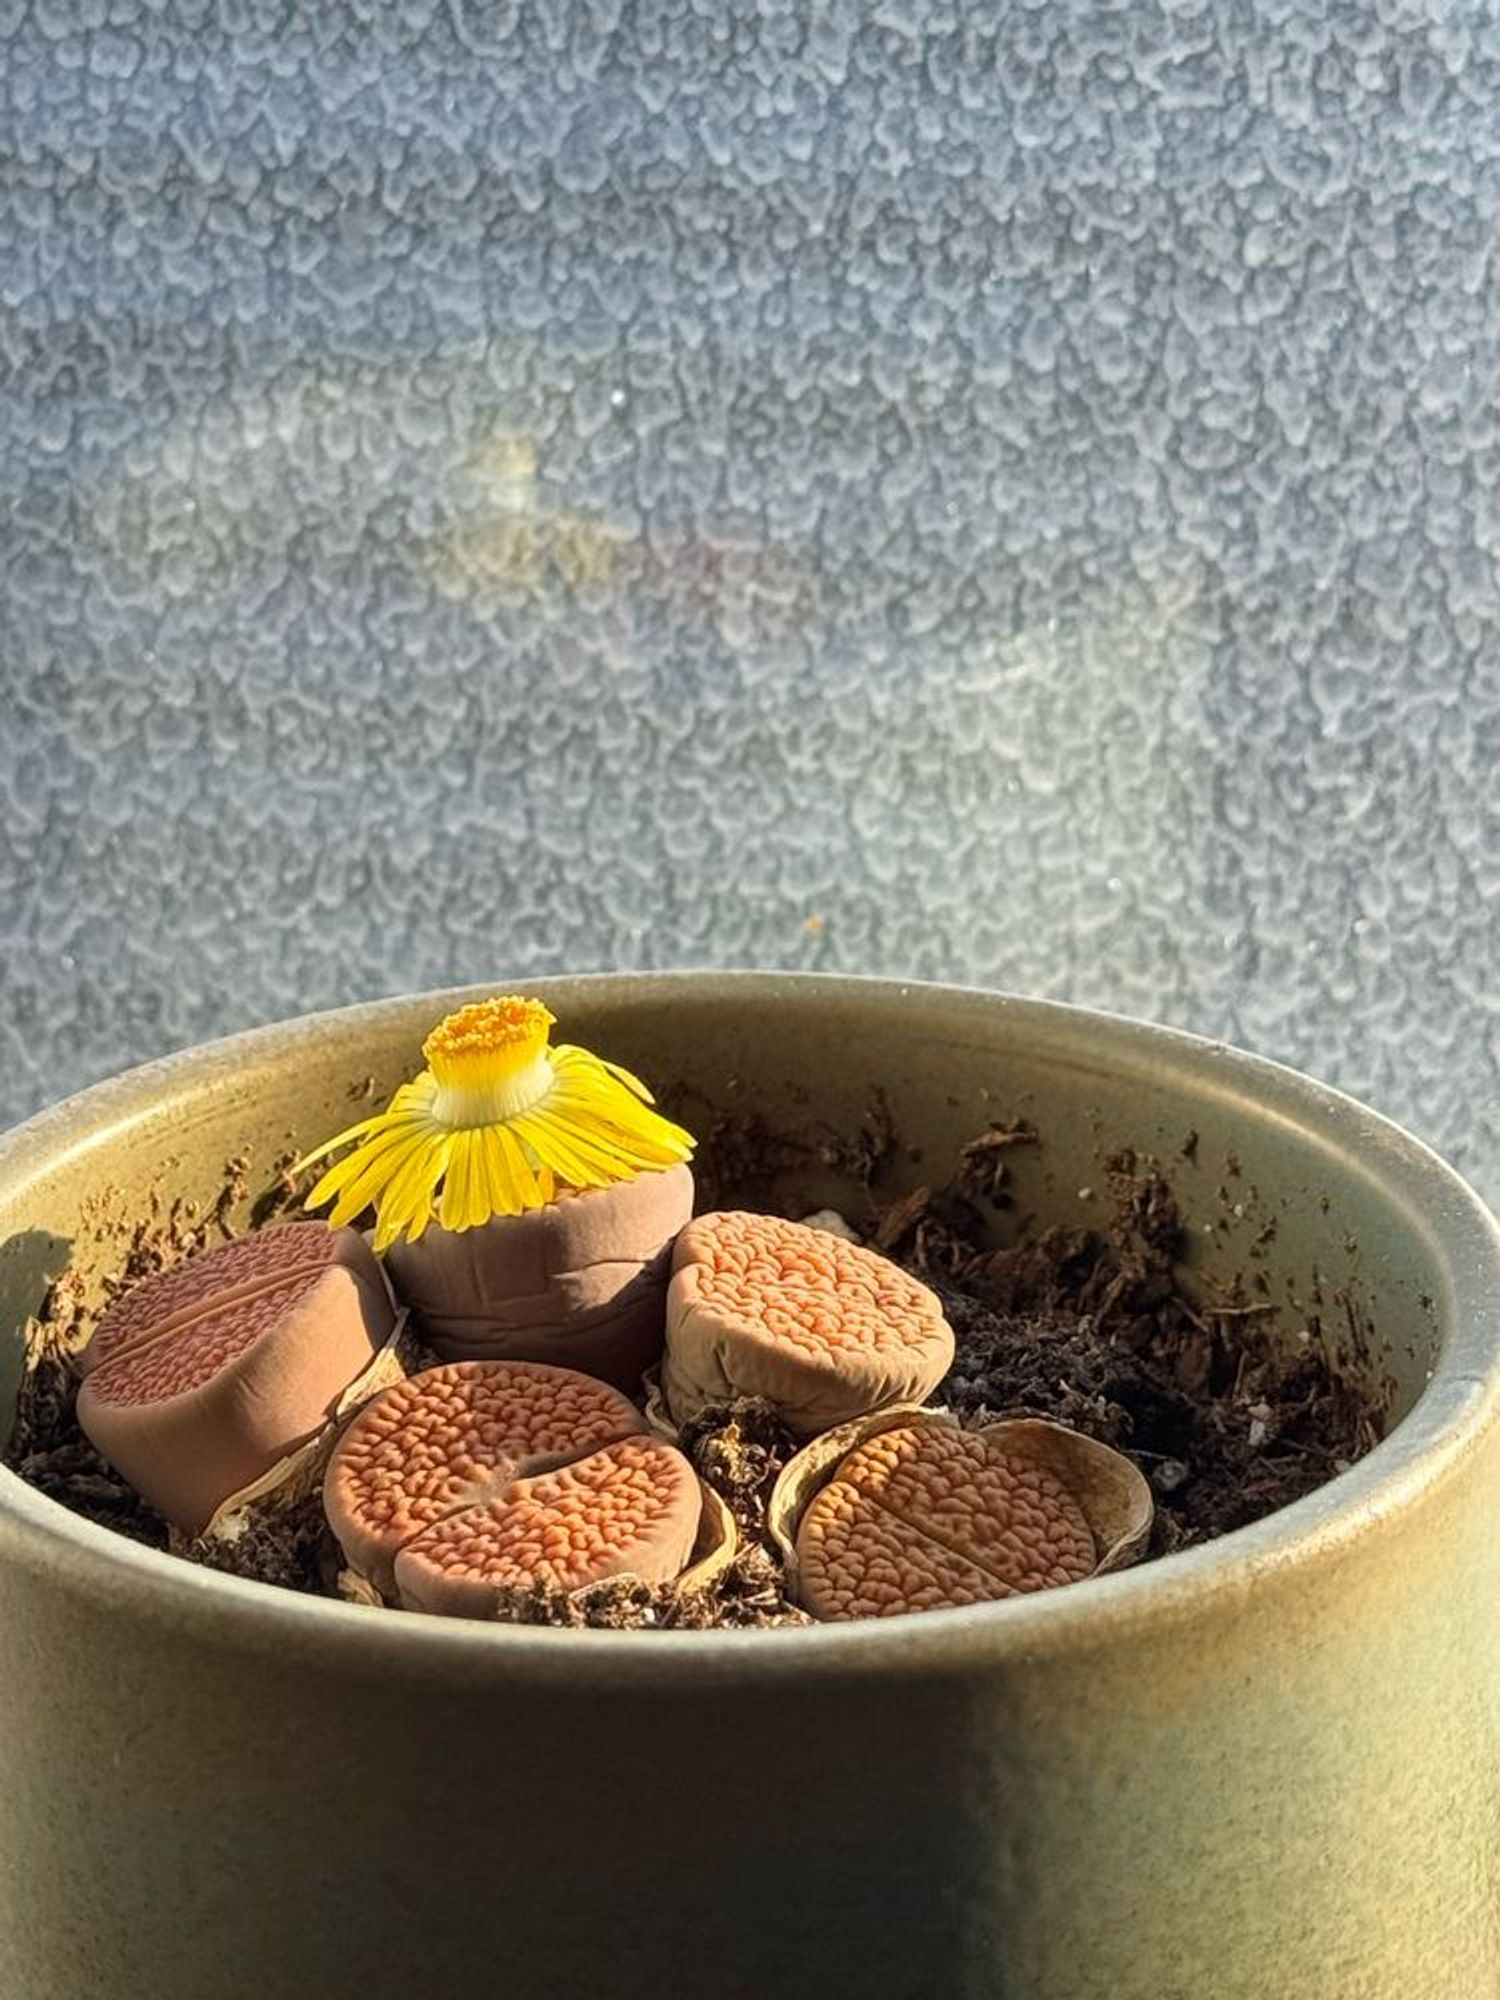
[422,996,556,1125]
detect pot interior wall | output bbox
[0,981,1447,1450]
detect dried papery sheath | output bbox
[769,1408,1151,1622]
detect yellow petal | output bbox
[374,1131,449,1248]
[597,1053,656,1101]
[438,1130,473,1233]
[291,1113,386,1176]
[474,1125,515,1217]
[461,1130,492,1231]
[327,1131,431,1228]
[551,1051,694,1154]
[308,1119,423,1207]
[509,1109,614,1188]
[486,1124,536,1216]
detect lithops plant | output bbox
[77,1223,397,1535]
[295,995,696,1391]
[770,1408,1152,1622]
[325,1358,647,1592]
[395,1434,703,1617]
[662,1211,955,1435]
[384,1163,694,1391]
[324,1358,730,1613]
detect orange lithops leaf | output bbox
[795,1424,1097,1620]
[323,1359,649,1594]
[662,1211,955,1433]
[76,1226,395,1535]
[394,1433,702,1616]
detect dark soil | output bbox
[874,1152,1381,1557]
[1,1174,257,1558]
[3,1114,1386,1625]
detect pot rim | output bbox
[2,969,1497,1685]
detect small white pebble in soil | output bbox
[798,1210,861,1243]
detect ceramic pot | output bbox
[1,974,1497,2000]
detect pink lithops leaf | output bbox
[81,1221,371,1377]
[76,1228,396,1536]
[323,1359,649,1593]
[663,1210,956,1433]
[393,1433,702,1617]
[795,1424,1097,1621]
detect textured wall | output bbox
[1,0,1497,1201]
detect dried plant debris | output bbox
[955,1119,1039,1204]
[8,1267,172,1551]
[675,1396,801,1539]
[910,1150,1383,1555]
[249,1151,309,1230]
[4,1115,1387,1622]
[180,1493,340,1596]
[486,1542,813,1631]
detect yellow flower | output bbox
[295,997,695,1252]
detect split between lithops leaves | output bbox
[294,995,696,1250]
[771,1408,1153,1622]
[662,1210,955,1435]
[324,1359,727,1613]
[395,1433,703,1617]
[324,1358,649,1594]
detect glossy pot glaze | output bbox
[2,974,1498,2000]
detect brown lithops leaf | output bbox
[771,1408,1152,1623]
[76,1227,396,1535]
[324,1359,648,1594]
[383,1163,693,1391]
[767,1404,934,1569]
[393,1434,702,1616]
[795,1426,1095,1619]
[662,1211,955,1434]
